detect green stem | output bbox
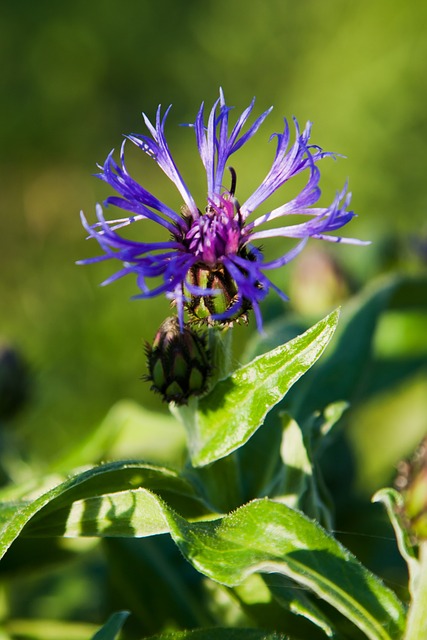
[175,326,244,511]
[404,541,427,640]
[207,325,233,384]
[170,326,232,436]
[206,326,244,509]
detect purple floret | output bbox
[79,89,367,331]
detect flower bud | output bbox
[185,264,251,325]
[145,317,211,404]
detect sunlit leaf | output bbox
[12,482,405,640]
[168,499,406,640]
[176,310,340,467]
[277,414,312,508]
[0,461,207,560]
[28,488,171,537]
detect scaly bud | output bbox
[145,317,211,404]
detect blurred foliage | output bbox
[0,0,426,636]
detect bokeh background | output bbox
[1,0,427,634]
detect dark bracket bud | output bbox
[145,317,211,405]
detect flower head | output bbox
[145,316,211,405]
[79,90,366,331]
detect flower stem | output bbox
[404,541,427,640]
[170,325,234,461]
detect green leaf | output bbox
[91,611,129,640]
[1,474,405,639]
[168,499,406,640]
[27,488,171,537]
[176,309,340,467]
[0,461,207,560]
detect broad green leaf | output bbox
[26,488,171,537]
[0,470,405,639]
[175,309,340,467]
[2,475,405,639]
[91,611,129,640]
[243,315,307,363]
[0,461,207,560]
[167,499,406,640]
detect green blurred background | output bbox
[1,0,427,632]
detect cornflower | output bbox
[80,90,365,330]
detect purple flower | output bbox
[79,90,366,331]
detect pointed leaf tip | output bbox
[186,309,340,466]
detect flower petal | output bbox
[241,118,333,218]
[127,106,198,217]
[188,91,272,197]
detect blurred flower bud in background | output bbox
[0,342,30,423]
[396,436,427,542]
[289,248,352,316]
